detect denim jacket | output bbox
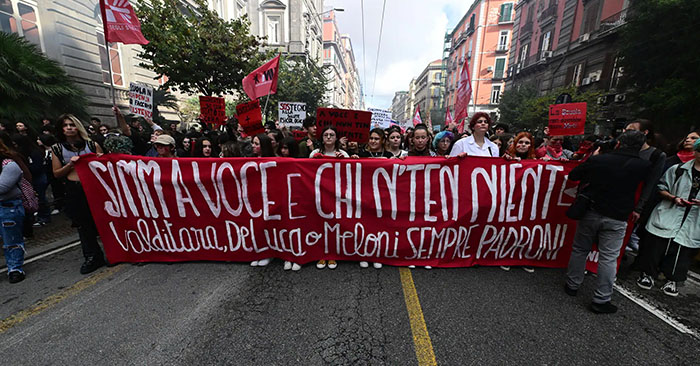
[645,160,700,248]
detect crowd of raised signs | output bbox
[1,109,698,314]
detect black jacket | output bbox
[569,149,652,221]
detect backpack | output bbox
[1,159,39,213]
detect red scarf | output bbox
[677,150,695,163]
[546,145,564,159]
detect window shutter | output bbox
[600,53,615,91]
[494,59,506,79]
[499,4,506,22]
[565,66,574,85]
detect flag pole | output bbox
[261,93,271,124]
[103,36,117,106]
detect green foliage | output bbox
[177,97,200,124]
[619,0,700,130]
[151,87,179,124]
[498,84,604,134]
[135,0,266,96]
[0,32,87,127]
[261,57,328,122]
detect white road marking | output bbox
[0,241,81,274]
[614,283,700,340]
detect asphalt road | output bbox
[2,245,700,365]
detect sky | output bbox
[324,0,474,110]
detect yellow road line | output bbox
[399,267,437,366]
[0,265,123,334]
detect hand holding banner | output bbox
[199,96,227,126]
[548,102,587,136]
[316,108,372,142]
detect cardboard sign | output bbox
[368,108,392,129]
[278,102,306,128]
[236,99,265,137]
[316,108,372,142]
[199,96,227,126]
[549,102,587,136]
[128,82,153,119]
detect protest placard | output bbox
[236,99,265,137]
[548,102,587,136]
[199,96,227,126]
[128,82,153,119]
[316,108,372,142]
[368,108,392,129]
[278,102,306,128]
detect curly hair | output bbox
[505,132,536,159]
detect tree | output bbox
[0,32,87,127]
[619,0,700,131]
[151,87,179,125]
[498,84,604,134]
[261,56,328,122]
[135,0,266,96]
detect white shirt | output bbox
[449,135,500,157]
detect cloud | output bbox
[325,0,473,109]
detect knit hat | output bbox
[433,130,454,149]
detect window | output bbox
[519,43,529,63]
[499,3,513,23]
[435,72,441,81]
[497,31,509,51]
[97,31,124,87]
[540,31,551,56]
[468,40,473,57]
[581,0,600,34]
[0,1,41,47]
[469,14,475,30]
[491,85,502,104]
[493,57,506,79]
[267,16,280,44]
[572,63,583,86]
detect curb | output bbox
[0,233,79,269]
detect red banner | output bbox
[242,55,280,100]
[199,96,227,126]
[413,107,423,127]
[316,108,372,142]
[99,0,149,45]
[74,155,601,268]
[548,102,587,136]
[236,100,265,137]
[454,61,472,122]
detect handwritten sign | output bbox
[316,108,372,142]
[236,99,265,137]
[278,102,306,128]
[128,82,153,119]
[368,108,392,129]
[549,102,587,136]
[199,96,227,126]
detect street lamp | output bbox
[318,8,345,18]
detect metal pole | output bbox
[261,93,271,124]
[103,36,117,106]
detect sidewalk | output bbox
[0,213,78,269]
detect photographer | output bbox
[564,130,651,314]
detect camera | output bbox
[593,137,617,154]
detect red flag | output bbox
[413,106,423,126]
[242,55,280,100]
[99,0,149,45]
[454,61,472,122]
[457,118,465,134]
[445,108,453,126]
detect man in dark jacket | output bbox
[564,130,651,314]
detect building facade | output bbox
[444,0,517,120]
[404,78,417,124]
[505,0,629,129]
[413,60,444,127]
[322,10,362,109]
[391,91,408,122]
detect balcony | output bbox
[495,45,508,54]
[599,9,627,33]
[538,5,557,27]
[519,22,533,39]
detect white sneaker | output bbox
[316,260,327,269]
[373,262,383,269]
[257,258,271,267]
[424,266,432,270]
[523,267,535,273]
[327,260,337,269]
[50,209,60,215]
[408,265,416,269]
[500,266,511,271]
[359,261,369,268]
[292,263,301,271]
[283,261,292,271]
[250,261,259,267]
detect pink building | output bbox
[444,0,517,119]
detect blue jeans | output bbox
[1,199,25,273]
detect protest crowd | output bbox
[1,108,699,315]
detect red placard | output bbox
[290,130,307,142]
[316,108,372,142]
[548,102,587,136]
[236,99,265,137]
[199,96,227,126]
